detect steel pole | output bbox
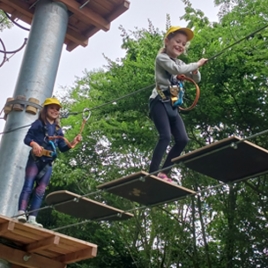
[0,2,68,265]
[0,0,68,217]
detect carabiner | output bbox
[83,108,91,121]
[48,140,57,158]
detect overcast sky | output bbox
[0,0,219,133]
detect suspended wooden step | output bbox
[46,190,133,221]
[97,171,196,206]
[172,136,268,183]
[0,214,97,268]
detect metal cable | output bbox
[0,38,27,54]
[0,83,154,134]
[50,174,248,232]
[1,24,268,133]
[4,12,30,31]
[12,126,268,230]
[207,23,268,61]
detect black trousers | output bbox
[149,99,189,174]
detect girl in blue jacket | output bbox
[17,97,81,227]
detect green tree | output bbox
[39,0,268,267]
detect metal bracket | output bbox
[5,100,43,110]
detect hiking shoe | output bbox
[157,172,173,183]
[27,219,43,228]
[17,213,27,223]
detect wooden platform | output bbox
[97,171,196,206]
[0,0,130,51]
[172,136,268,183]
[46,190,133,221]
[0,214,97,268]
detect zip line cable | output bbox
[0,83,154,135]
[4,11,30,31]
[0,38,27,54]
[68,83,155,116]
[207,23,268,61]
[50,172,253,232]
[1,23,268,135]
[12,126,268,231]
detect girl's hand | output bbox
[71,134,82,148]
[192,69,199,75]
[74,134,82,143]
[197,58,208,67]
[30,141,43,156]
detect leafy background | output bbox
[2,0,268,267]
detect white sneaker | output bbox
[27,219,43,228]
[17,213,27,223]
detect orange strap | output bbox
[47,117,87,149]
[177,74,200,111]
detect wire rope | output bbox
[4,12,30,31]
[11,125,268,231]
[1,24,268,134]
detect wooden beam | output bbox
[0,0,33,18]
[66,0,130,51]
[55,247,97,264]
[0,3,16,14]
[0,221,15,235]
[65,28,88,47]
[10,10,32,25]
[25,235,60,252]
[55,0,110,31]
[107,0,130,22]
[0,244,66,268]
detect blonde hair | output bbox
[158,30,190,55]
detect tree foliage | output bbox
[39,0,268,267]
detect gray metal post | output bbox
[0,1,68,265]
[0,0,68,218]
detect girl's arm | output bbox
[24,120,43,156]
[57,131,82,152]
[24,120,43,146]
[157,53,199,75]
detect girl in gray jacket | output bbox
[149,26,207,182]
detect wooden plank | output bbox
[65,28,88,47]
[55,0,110,31]
[0,221,15,235]
[0,0,33,17]
[11,10,32,25]
[98,171,196,205]
[25,235,60,252]
[0,3,16,14]
[55,247,97,264]
[107,0,130,22]
[46,190,133,221]
[0,244,66,268]
[172,136,268,182]
[66,0,130,51]
[0,215,98,265]
[3,222,53,243]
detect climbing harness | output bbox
[30,110,90,180]
[176,75,200,111]
[154,24,268,111]
[156,74,200,112]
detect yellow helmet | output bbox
[165,26,194,41]
[43,97,62,108]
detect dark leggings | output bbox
[149,99,189,174]
[18,157,52,216]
